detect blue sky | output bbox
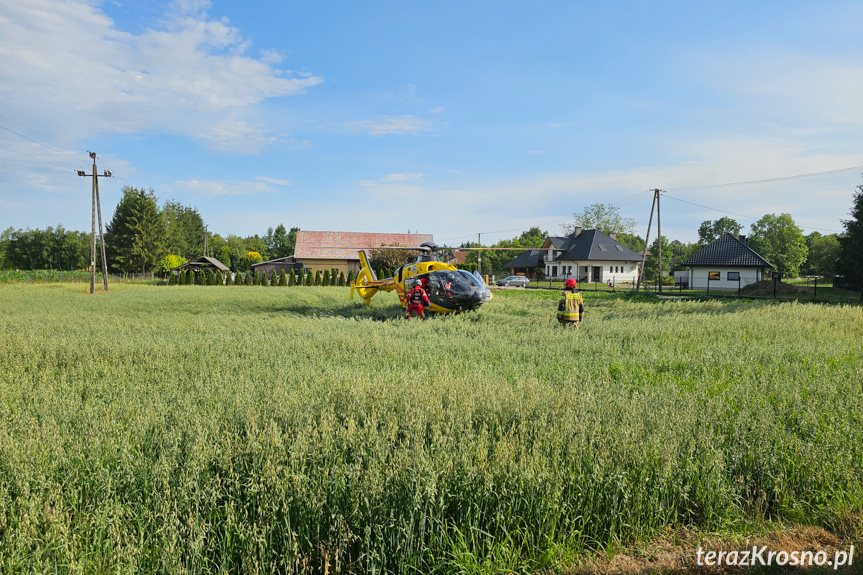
[1,0,861,245]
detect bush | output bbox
[244,272,252,286]
[168,272,177,286]
[322,270,331,287]
[288,269,295,287]
[314,270,321,286]
[271,270,279,287]
[278,270,287,287]
[338,271,346,287]
[347,270,354,285]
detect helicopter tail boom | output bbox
[351,250,394,305]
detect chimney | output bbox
[609,233,617,240]
[574,226,583,237]
[739,234,748,245]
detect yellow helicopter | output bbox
[350,242,493,313]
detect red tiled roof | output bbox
[453,250,470,264]
[294,231,435,260]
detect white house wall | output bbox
[546,260,640,283]
[689,267,763,290]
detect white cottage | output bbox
[505,228,642,284]
[680,233,771,290]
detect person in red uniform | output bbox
[406,280,431,320]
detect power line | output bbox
[0,124,89,167]
[0,144,80,172]
[662,192,844,233]
[666,165,863,192]
[0,114,90,156]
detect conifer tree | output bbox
[314,270,321,286]
[271,270,279,286]
[244,271,252,286]
[322,269,331,286]
[279,270,287,286]
[347,270,354,285]
[339,271,346,287]
[288,269,295,286]
[168,272,177,286]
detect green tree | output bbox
[338,271,346,287]
[749,213,808,278]
[278,270,287,287]
[697,217,742,246]
[161,201,205,260]
[267,224,297,259]
[464,227,549,276]
[159,254,187,276]
[838,180,863,282]
[562,203,636,236]
[614,232,644,252]
[802,232,840,276]
[347,270,354,285]
[368,245,419,274]
[322,269,331,286]
[104,187,167,273]
[314,270,321,286]
[244,235,269,262]
[644,235,672,282]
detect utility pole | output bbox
[657,188,662,295]
[204,225,209,257]
[77,152,112,294]
[476,233,482,276]
[636,189,660,292]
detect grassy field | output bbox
[1,283,862,574]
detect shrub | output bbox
[347,270,354,285]
[216,270,224,285]
[168,272,177,286]
[339,271,346,287]
[244,271,252,286]
[314,270,321,286]
[278,270,287,287]
[288,269,295,286]
[271,270,279,287]
[322,270,331,287]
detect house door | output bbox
[592,266,601,283]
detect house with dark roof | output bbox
[251,256,306,280]
[680,233,771,290]
[172,256,230,274]
[504,228,642,284]
[293,231,434,275]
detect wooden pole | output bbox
[656,189,662,294]
[95,172,109,291]
[635,190,658,292]
[90,153,97,294]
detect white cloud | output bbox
[0,0,321,151]
[698,51,863,129]
[255,176,292,186]
[343,116,432,135]
[166,179,278,197]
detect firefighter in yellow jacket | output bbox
[557,278,584,326]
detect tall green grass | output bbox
[0,284,861,573]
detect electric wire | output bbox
[0,144,81,172]
[0,124,89,166]
[662,192,844,234]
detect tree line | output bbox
[2,181,861,285]
[0,186,300,275]
[459,191,862,282]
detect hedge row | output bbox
[168,269,353,287]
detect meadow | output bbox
[0,283,861,574]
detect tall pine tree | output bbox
[104,187,166,273]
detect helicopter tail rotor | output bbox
[351,250,379,305]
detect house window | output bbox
[708,272,720,280]
[728,272,740,281]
